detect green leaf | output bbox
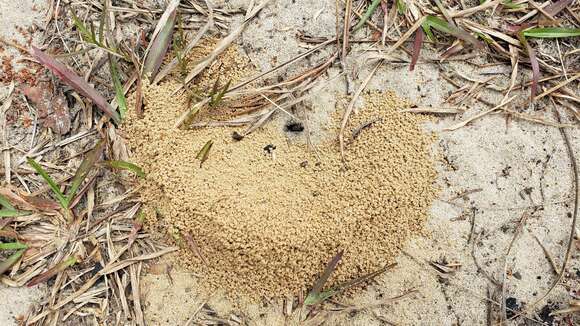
[27,256,77,287]
[196,140,214,167]
[27,158,68,209]
[0,242,28,251]
[354,0,382,31]
[109,55,128,119]
[104,160,145,178]
[0,249,25,274]
[523,27,580,38]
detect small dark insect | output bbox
[263,144,276,154]
[232,131,244,141]
[300,161,308,168]
[285,121,304,133]
[505,297,521,319]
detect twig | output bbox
[339,59,383,161]
[444,95,517,131]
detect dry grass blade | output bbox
[517,33,540,100]
[410,28,424,71]
[422,16,484,49]
[444,95,517,131]
[143,0,180,80]
[153,8,214,84]
[339,60,383,160]
[384,16,426,55]
[534,73,580,101]
[342,0,352,61]
[26,256,77,287]
[179,0,271,90]
[544,0,574,14]
[127,212,144,248]
[31,46,121,124]
[1,83,14,184]
[103,160,145,178]
[304,250,343,305]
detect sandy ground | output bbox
[0,1,45,325]
[1,0,578,325]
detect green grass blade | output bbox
[104,160,145,178]
[305,250,343,306]
[66,140,105,204]
[523,27,580,38]
[143,0,179,80]
[109,55,128,119]
[196,140,214,167]
[71,10,95,44]
[209,79,231,108]
[27,158,68,209]
[0,194,15,210]
[0,242,28,250]
[0,249,26,275]
[396,0,406,14]
[0,209,31,218]
[354,0,382,31]
[501,0,525,9]
[422,16,484,49]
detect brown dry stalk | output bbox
[339,59,383,161]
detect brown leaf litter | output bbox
[22,80,71,135]
[123,41,439,300]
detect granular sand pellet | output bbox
[123,43,438,300]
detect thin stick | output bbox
[383,16,426,55]
[534,73,580,101]
[443,95,517,131]
[341,0,352,61]
[339,60,383,161]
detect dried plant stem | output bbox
[339,59,383,161]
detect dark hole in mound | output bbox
[285,121,304,133]
[505,297,521,319]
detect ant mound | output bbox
[124,43,438,300]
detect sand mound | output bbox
[123,44,438,300]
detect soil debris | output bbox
[124,43,438,300]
